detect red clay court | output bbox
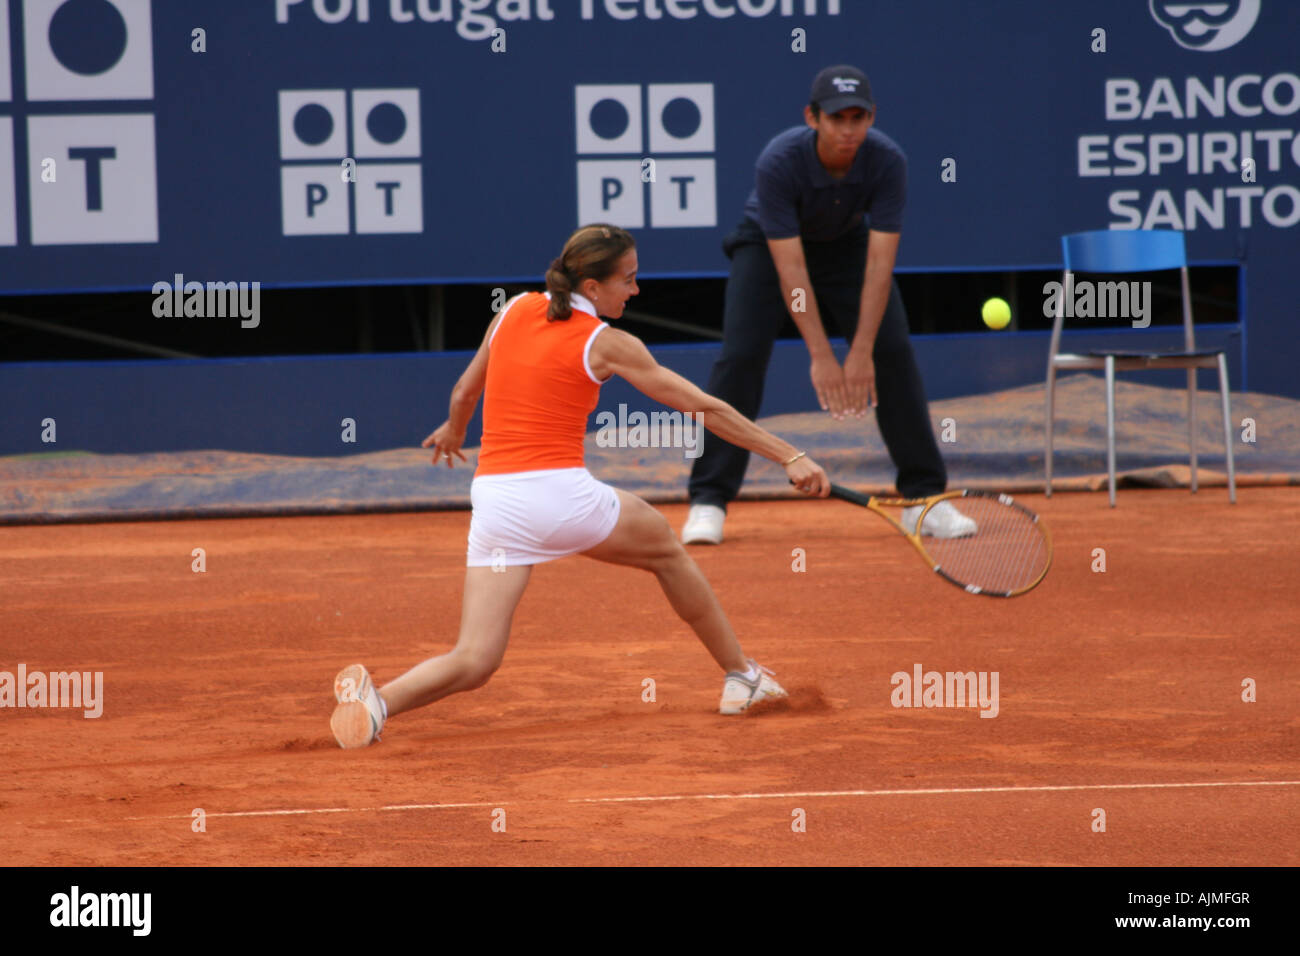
[2,487,1296,866]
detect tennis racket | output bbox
[829,484,1052,597]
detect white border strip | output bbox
[115,779,1300,822]
[582,322,609,383]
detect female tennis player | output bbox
[330,224,829,748]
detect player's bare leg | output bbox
[581,489,748,674]
[378,565,532,717]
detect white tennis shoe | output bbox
[903,500,978,539]
[330,663,387,749]
[681,503,726,544]
[719,660,788,715]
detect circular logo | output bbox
[366,102,407,145]
[661,97,702,140]
[589,98,631,140]
[293,104,335,146]
[1149,0,1261,52]
[49,0,128,76]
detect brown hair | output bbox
[544,224,636,321]
[808,102,874,120]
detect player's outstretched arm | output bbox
[421,310,504,467]
[589,327,829,496]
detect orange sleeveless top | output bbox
[475,292,608,476]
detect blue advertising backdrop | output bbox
[1,0,1298,456]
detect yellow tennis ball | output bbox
[981,297,1011,330]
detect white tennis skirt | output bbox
[466,467,622,567]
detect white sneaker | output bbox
[719,660,788,715]
[681,503,725,544]
[902,500,978,539]
[330,664,387,749]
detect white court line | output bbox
[569,779,1300,803]
[123,801,501,821]
[116,779,1300,822]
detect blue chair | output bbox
[1045,229,1236,506]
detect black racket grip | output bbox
[789,479,873,508]
[828,483,873,508]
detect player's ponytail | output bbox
[546,224,636,321]
[545,257,574,321]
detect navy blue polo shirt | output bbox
[741,125,907,242]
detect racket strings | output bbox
[922,495,1049,596]
[973,499,1018,591]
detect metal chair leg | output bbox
[1187,367,1198,493]
[1105,357,1117,507]
[1218,353,1236,504]
[1045,365,1056,497]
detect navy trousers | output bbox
[688,218,948,507]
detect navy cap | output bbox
[810,65,874,114]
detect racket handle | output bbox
[789,479,873,508]
[828,483,873,507]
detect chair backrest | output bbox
[1049,229,1195,362]
[1062,229,1187,273]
